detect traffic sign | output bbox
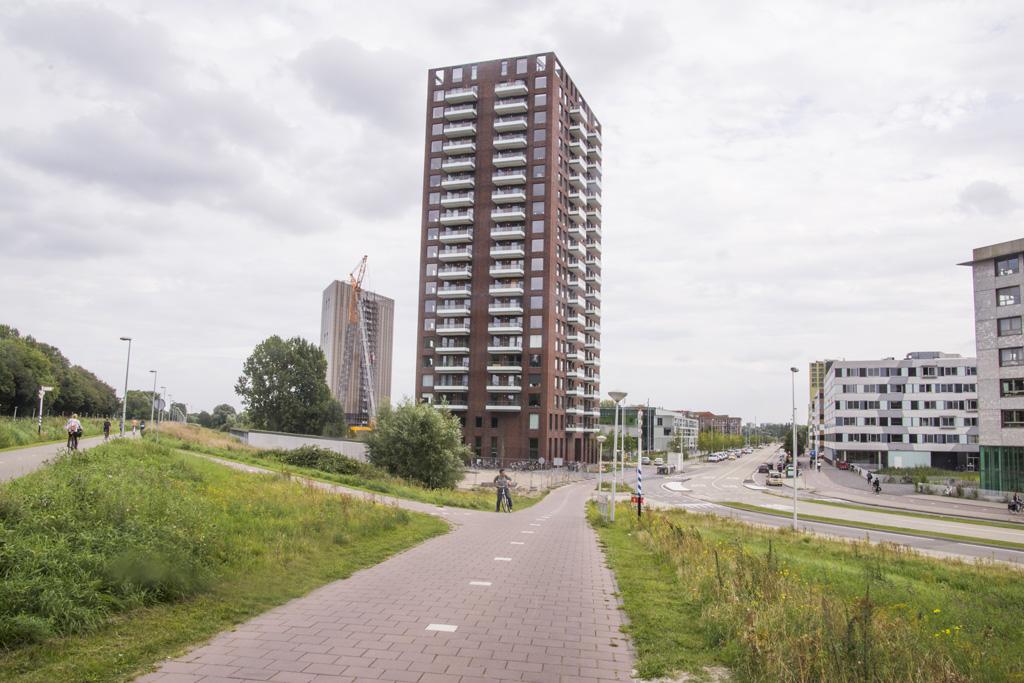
[630,495,644,504]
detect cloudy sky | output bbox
[1,1,1022,423]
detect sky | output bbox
[1,1,1022,423]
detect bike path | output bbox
[138,457,635,683]
[0,433,135,482]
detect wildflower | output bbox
[933,608,941,614]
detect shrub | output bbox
[267,445,380,478]
[366,401,469,489]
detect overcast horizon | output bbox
[1,1,1022,423]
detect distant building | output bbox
[320,280,394,426]
[808,360,832,456]
[598,406,698,453]
[821,352,978,470]
[690,411,742,435]
[962,238,1024,491]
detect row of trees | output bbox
[0,325,118,417]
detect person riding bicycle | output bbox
[872,478,881,494]
[102,418,111,440]
[494,469,515,512]
[65,413,83,450]
[1011,492,1022,513]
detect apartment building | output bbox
[691,411,742,435]
[320,280,394,426]
[821,352,979,469]
[414,53,603,465]
[962,238,1024,491]
[808,360,831,455]
[597,406,698,453]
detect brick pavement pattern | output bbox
[137,469,635,683]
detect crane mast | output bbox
[341,255,377,425]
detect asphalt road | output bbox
[0,433,135,482]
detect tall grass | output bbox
[161,422,544,511]
[593,504,1024,682]
[0,416,106,449]
[0,438,438,651]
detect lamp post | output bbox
[148,370,157,432]
[608,391,628,522]
[790,366,799,531]
[160,386,166,423]
[596,434,607,520]
[636,407,644,519]
[119,337,132,436]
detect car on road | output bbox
[836,461,851,470]
[653,457,664,466]
[641,456,651,465]
[766,472,783,486]
[757,463,770,474]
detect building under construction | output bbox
[320,270,394,426]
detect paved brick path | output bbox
[138,465,635,683]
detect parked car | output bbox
[653,457,664,466]
[767,472,783,486]
[757,463,770,474]
[836,461,851,470]
[641,456,651,465]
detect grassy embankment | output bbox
[877,466,980,484]
[0,438,447,683]
[159,423,545,511]
[0,416,106,450]
[592,503,1024,682]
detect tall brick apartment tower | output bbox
[414,52,603,466]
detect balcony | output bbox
[444,86,478,104]
[588,144,602,160]
[586,192,602,208]
[437,303,470,316]
[443,139,476,155]
[567,277,585,291]
[437,266,472,280]
[584,356,601,366]
[488,302,523,314]
[588,159,602,174]
[486,382,522,393]
[567,207,586,224]
[488,321,523,334]
[489,282,524,295]
[566,350,584,361]
[585,339,601,350]
[437,284,471,298]
[585,321,600,332]
[492,170,526,186]
[568,138,587,156]
[436,363,470,373]
[440,191,474,208]
[494,80,528,97]
[586,239,602,252]
[566,332,583,344]
[487,342,523,353]
[568,260,586,277]
[568,123,587,139]
[437,322,471,335]
[586,207,602,222]
[491,206,526,221]
[491,225,526,239]
[569,241,586,258]
[566,387,585,398]
[568,156,587,173]
[585,288,601,301]
[436,344,470,354]
[438,246,472,262]
[493,98,528,115]
[493,134,528,150]
[440,209,474,225]
[566,406,586,416]
[441,156,475,173]
[439,228,472,243]
[568,106,586,123]
[487,362,522,373]
[570,225,587,241]
[492,188,527,204]
[490,244,525,258]
[433,401,468,412]
[443,121,477,138]
[493,116,528,132]
[587,175,603,191]
[435,382,469,392]
[443,104,477,120]
[567,190,586,207]
[585,302,602,315]
[567,173,587,190]
[566,313,584,325]
[441,174,475,190]
[486,400,521,412]
[566,296,584,310]
[585,272,602,284]
[587,129,602,145]
[493,152,528,168]
[489,263,525,277]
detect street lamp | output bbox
[596,434,607,520]
[119,337,132,436]
[608,391,627,522]
[790,366,799,531]
[148,370,157,439]
[160,386,166,423]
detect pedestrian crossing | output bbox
[673,502,718,513]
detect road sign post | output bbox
[36,386,53,435]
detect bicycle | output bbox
[497,487,513,512]
[67,431,79,451]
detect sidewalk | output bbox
[138,458,635,683]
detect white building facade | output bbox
[822,352,979,470]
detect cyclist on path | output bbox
[494,469,515,512]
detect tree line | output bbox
[0,325,118,417]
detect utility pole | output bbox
[790,367,799,531]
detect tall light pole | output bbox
[609,391,627,522]
[596,434,607,520]
[148,370,157,428]
[160,386,167,423]
[119,337,132,436]
[790,366,799,530]
[636,407,644,519]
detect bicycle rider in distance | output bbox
[65,413,82,451]
[494,468,515,512]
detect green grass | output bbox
[806,498,1024,530]
[0,416,106,450]
[158,424,546,511]
[592,503,1024,682]
[0,439,447,682]
[878,466,980,484]
[719,501,1024,552]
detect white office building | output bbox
[822,352,979,470]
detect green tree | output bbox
[235,335,343,435]
[210,403,237,430]
[779,424,809,456]
[366,400,469,489]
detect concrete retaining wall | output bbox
[229,429,367,462]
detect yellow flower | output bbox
[933,609,941,614]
